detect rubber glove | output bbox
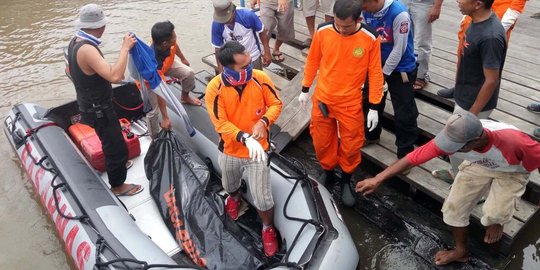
[298,92,310,109]
[366,109,379,132]
[245,137,266,162]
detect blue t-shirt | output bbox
[211,8,264,60]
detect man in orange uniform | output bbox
[205,41,282,257]
[437,0,527,98]
[298,0,384,207]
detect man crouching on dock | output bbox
[356,112,540,265]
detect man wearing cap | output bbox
[68,4,142,196]
[356,112,540,265]
[211,0,272,73]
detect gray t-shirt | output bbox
[454,13,507,112]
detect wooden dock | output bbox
[196,1,540,254]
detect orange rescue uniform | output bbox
[458,0,526,54]
[205,70,282,158]
[303,22,384,173]
[135,42,177,90]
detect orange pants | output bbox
[309,99,364,174]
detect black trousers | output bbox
[81,107,128,187]
[363,70,419,158]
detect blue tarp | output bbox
[129,35,162,89]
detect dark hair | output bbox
[334,0,362,21]
[151,21,175,44]
[217,41,246,67]
[480,0,494,9]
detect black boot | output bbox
[340,173,356,207]
[317,170,335,188]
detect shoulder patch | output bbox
[399,21,409,34]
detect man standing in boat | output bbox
[356,112,540,265]
[205,41,283,257]
[211,0,272,73]
[67,4,142,196]
[145,21,202,139]
[298,0,384,207]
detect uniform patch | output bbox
[400,21,409,34]
[353,47,364,58]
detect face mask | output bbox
[222,63,253,86]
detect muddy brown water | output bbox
[0,1,538,269]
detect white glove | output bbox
[501,8,520,32]
[366,109,379,132]
[298,92,310,109]
[245,137,267,162]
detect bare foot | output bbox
[434,249,469,266]
[484,224,503,244]
[180,95,202,106]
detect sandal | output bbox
[413,78,427,91]
[432,169,454,184]
[272,52,285,62]
[126,160,134,170]
[113,184,143,197]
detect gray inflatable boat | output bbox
[3,81,359,269]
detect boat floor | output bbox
[99,120,181,256]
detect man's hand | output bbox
[277,0,290,12]
[245,137,267,162]
[428,6,441,23]
[160,117,171,130]
[366,109,379,132]
[181,58,190,66]
[262,51,272,67]
[251,120,266,140]
[298,92,310,109]
[355,178,381,196]
[122,33,137,50]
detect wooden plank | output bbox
[272,72,315,152]
[200,54,290,90]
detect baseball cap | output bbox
[75,4,106,30]
[434,112,484,153]
[213,0,235,24]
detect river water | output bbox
[0,0,538,269]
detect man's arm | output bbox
[428,0,443,23]
[258,30,272,66]
[469,68,500,115]
[469,37,506,115]
[302,29,322,89]
[174,41,190,66]
[382,12,411,76]
[367,36,384,109]
[356,140,446,195]
[252,73,283,139]
[79,33,136,83]
[211,22,225,73]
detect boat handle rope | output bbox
[20,124,205,270]
[112,97,144,111]
[267,155,325,269]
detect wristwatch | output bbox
[241,132,251,144]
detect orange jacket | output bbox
[303,22,384,108]
[205,70,283,158]
[159,43,177,77]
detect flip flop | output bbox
[114,184,143,197]
[413,78,427,91]
[272,52,285,63]
[126,160,134,170]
